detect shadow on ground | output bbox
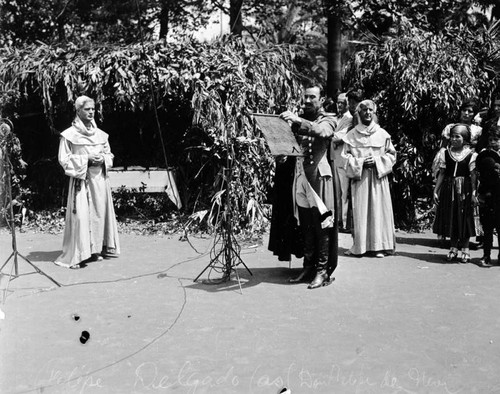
[396,236,446,249]
[397,250,460,265]
[25,250,61,262]
[186,266,297,293]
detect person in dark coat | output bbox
[268,156,304,262]
[475,97,500,152]
[475,126,500,267]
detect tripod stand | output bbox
[193,208,252,283]
[194,145,252,291]
[0,119,60,287]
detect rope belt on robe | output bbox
[72,178,82,214]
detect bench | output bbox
[108,166,182,208]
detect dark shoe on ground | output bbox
[289,266,314,283]
[344,250,361,257]
[477,256,492,267]
[90,253,103,262]
[307,271,330,289]
[446,251,458,262]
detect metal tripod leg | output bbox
[0,251,15,272]
[0,251,61,287]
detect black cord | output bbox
[133,0,205,249]
[132,2,246,281]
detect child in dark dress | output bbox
[475,126,500,267]
[433,124,478,263]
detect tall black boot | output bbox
[308,230,330,289]
[290,207,316,283]
[308,267,329,289]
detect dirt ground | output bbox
[1,228,500,394]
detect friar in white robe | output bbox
[54,96,120,268]
[342,100,396,256]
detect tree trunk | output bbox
[159,0,171,39]
[230,0,243,36]
[327,14,342,98]
[56,20,66,42]
[55,0,71,42]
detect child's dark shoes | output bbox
[460,252,471,264]
[446,250,458,262]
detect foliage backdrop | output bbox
[344,22,500,227]
[0,37,303,232]
[3,1,500,232]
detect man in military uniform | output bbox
[279,85,337,289]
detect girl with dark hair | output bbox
[440,100,482,148]
[432,100,482,180]
[433,124,478,263]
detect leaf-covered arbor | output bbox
[0,37,304,230]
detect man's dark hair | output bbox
[323,97,336,113]
[460,99,479,114]
[304,83,325,97]
[346,89,363,102]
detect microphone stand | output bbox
[0,119,61,287]
[193,132,252,291]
